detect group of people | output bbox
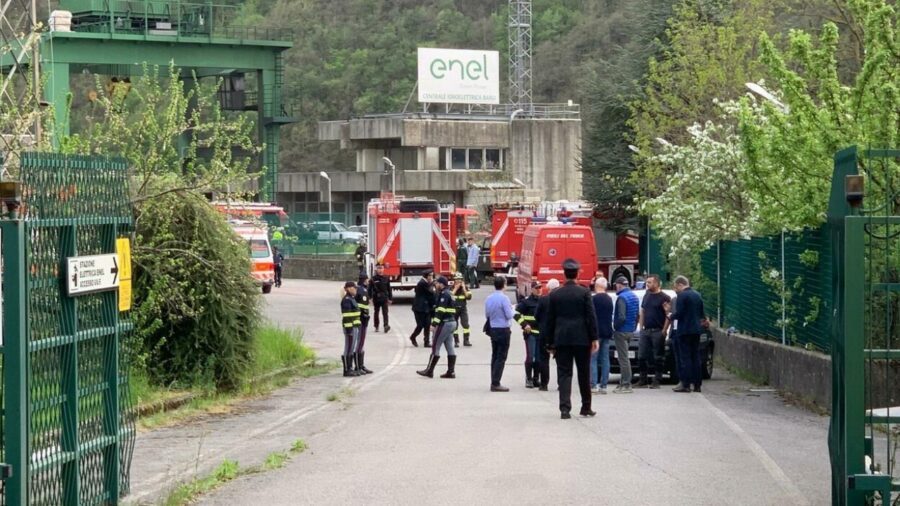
[338,263,395,377]
[338,256,707,420]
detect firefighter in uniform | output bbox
[354,241,367,277]
[515,281,544,388]
[410,271,435,347]
[452,272,473,347]
[354,273,374,374]
[417,276,458,378]
[341,281,362,377]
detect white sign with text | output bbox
[67,254,120,296]
[418,48,500,105]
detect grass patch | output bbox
[163,459,240,506]
[132,325,334,430]
[163,440,311,505]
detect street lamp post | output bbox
[382,157,396,195]
[745,82,789,113]
[319,171,332,227]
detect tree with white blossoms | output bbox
[640,100,762,256]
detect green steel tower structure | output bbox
[3,0,295,201]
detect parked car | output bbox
[348,224,368,236]
[606,289,715,381]
[311,221,365,243]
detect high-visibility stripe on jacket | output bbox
[341,295,361,329]
[431,288,457,325]
[515,295,541,335]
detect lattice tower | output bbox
[508,0,532,110]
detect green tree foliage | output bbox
[577,0,677,229]
[62,66,263,389]
[628,0,774,198]
[739,0,899,227]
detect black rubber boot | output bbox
[359,352,373,374]
[342,356,358,377]
[454,334,460,347]
[417,356,439,378]
[463,335,472,347]
[440,355,457,379]
[353,353,363,375]
[525,363,534,388]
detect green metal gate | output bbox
[830,146,900,505]
[1,153,136,505]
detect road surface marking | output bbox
[698,394,809,505]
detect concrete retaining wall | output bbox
[283,257,358,282]
[713,327,900,412]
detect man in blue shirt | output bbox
[485,276,514,391]
[612,276,639,394]
[465,237,481,289]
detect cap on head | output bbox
[531,280,542,289]
[344,281,357,289]
[436,276,449,286]
[562,258,581,271]
[614,276,629,286]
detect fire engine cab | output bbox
[367,194,477,290]
[489,201,640,285]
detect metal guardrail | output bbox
[360,102,581,121]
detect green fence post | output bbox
[1,220,28,506]
[842,216,866,505]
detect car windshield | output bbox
[333,223,349,232]
[249,239,270,259]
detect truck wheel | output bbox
[611,267,631,286]
[262,284,273,294]
[702,346,714,379]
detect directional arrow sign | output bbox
[66,253,121,296]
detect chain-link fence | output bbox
[699,226,834,353]
[270,213,361,257]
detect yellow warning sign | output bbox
[116,238,133,311]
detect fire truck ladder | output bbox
[438,209,453,274]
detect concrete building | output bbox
[276,106,581,227]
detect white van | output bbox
[230,220,275,294]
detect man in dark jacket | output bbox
[354,241,367,276]
[545,259,600,419]
[591,277,614,394]
[667,275,706,393]
[456,239,468,279]
[409,271,435,347]
[533,279,560,391]
[515,281,543,389]
[369,263,392,332]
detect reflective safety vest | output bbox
[514,295,541,335]
[341,295,361,330]
[431,288,457,325]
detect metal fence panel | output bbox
[1,153,135,505]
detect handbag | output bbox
[483,319,492,335]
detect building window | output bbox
[469,149,483,170]
[451,149,467,170]
[446,148,504,170]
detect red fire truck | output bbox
[489,201,640,285]
[367,194,478,290]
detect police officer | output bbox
[452,272,473,347]
[340,281,362,377]
[369,263,393,333]
[545,259,599,419]
[515,281,543,388]
[354,273,373,374]
[417,276,458,378]
[410,270,435,347]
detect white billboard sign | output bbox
[418,48,500,105]
[67,254,120,296]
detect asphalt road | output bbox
[128,279,832,505]
[207,279,831,505]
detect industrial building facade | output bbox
[276,108,582,227]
